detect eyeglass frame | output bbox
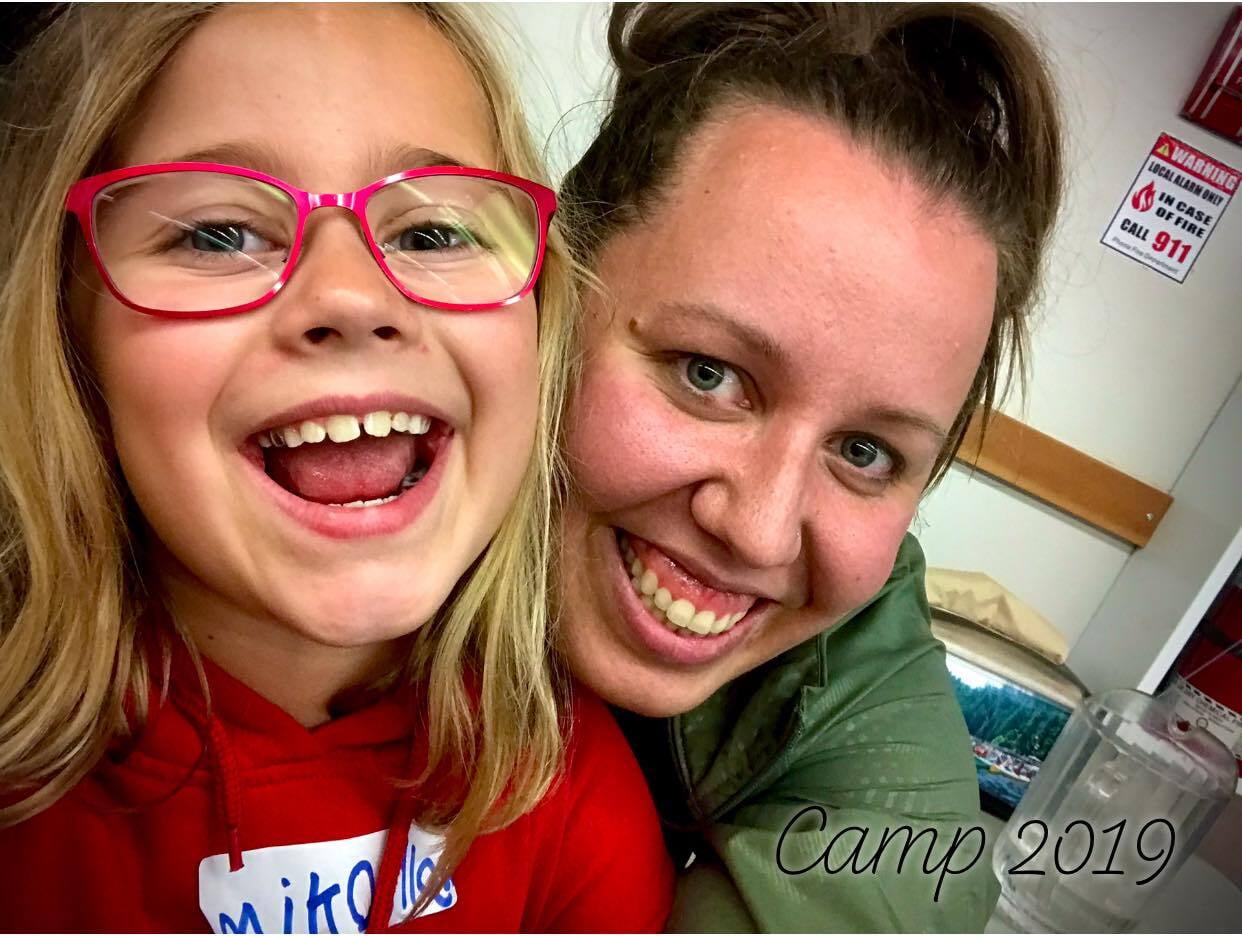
[64,161,559,319]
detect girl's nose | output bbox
[269,210,418,354]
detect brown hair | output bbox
[562,1,1064,483]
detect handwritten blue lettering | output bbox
[281,876,293,934]
[220,902,263,934]
[346,859,376,930]
[415,857,434,895]
[306,871,341,935]
[435,880,454,909]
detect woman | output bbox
[556,3,1063,931]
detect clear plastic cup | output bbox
[991,688,1235,932]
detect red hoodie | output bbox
[0,649,673,932]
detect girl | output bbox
[0,3,672,931]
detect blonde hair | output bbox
[0,2,578,907]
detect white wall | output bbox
[490,3,1242,660]
[483,3,609,180]
[921,2,1242,651]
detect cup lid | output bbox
[1085,688,1236,799]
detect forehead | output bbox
[112,3,496,184]
[622,104,997,413]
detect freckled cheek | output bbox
[807,503,913,614]
[447,305,540,457]
[88,313,241,452]
[566,361,718,513]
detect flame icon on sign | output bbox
[1131,181,1155,212]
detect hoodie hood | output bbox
[104,641,451,932]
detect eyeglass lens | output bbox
[91,171,541,314]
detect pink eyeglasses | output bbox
[65,162,557,318]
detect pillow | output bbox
[925,567,1068,665]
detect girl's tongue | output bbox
[265,433,419,504]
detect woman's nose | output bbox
[689,430,812,570]
[268,211,417,353]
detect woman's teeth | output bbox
[623,540,747,637]
[257,410,431,449]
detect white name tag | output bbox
[198,823,457,933]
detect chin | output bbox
[622,689,710,720]
[278,586,440,649]
[572,651,720,719]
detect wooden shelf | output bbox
[954,410,1173,548]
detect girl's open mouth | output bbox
[239,406,453,540]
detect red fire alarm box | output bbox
[1182,6,1242,145]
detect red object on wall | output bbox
[1182,6,1242,146]
[1166,568,1242,778]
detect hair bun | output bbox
[608,2,836,79]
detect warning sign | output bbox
[1101,132,1238,283]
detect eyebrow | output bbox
[165,141,293,176]
[656,300,791,369]
[863,406,951,446]
[164,142,471,183]
[369,144,471,175]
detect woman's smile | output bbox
[607,529,773,665]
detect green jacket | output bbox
[618,534,1000,932]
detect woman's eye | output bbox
[837,435,898,479]
[676,354,748,407]
[686,355,726,391]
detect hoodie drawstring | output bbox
[366,740,425,933]
[366,793,416,934]
[203,713,245,872]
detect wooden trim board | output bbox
[953,410,1173,548]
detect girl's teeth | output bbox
[362,411,392,437]
[622,536,751,637]
[259,410,434,448]
[299,420,327,444]
[325,414,361,443]
[333,492,401,509]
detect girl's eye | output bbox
[836,435,899,480]
[188,223,266,254]
[395,223,477,253]
[676,354,749,408]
